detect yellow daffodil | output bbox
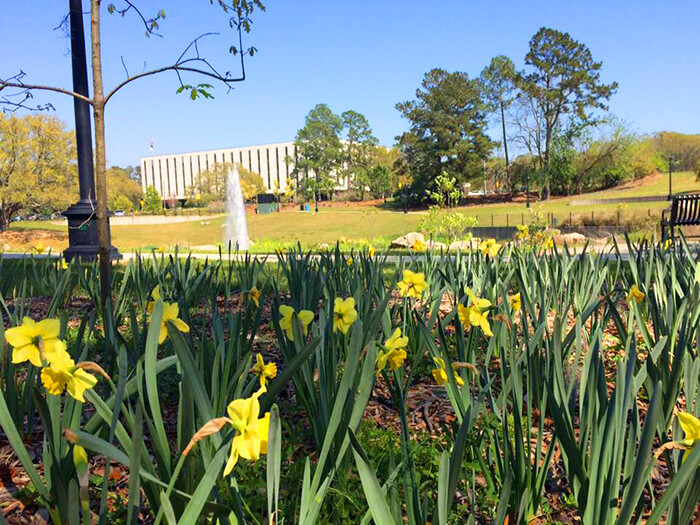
[376,328,408,376]
[251,353,277,386]
[184,387,270,476]
[275,247,284,257]
[146,285,161,315]
[150,301,190,344]
[678,412,700,448]
[413,239,426,253]
[347,257,354,267]
[478,238,502,257]
[543,237,554,250]
[462,288,493,337]
[368,246,376,258]
[156,246,165,254]
[39,341,101,403]
[516,224,529,240]
[397,269,428,300]
[664,238,673,250]
[33,243,45,255]
[431,357,464,386]
[60,259,69,270]
[333,297,358,334]
[5,317,62,367]
[247,287,261,308]
[655,411,700,462]
[626,284,646,305]
[279,305,314,341]
[509,292,521,313]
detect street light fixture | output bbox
[62,0,119,261]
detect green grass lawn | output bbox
[4,171,698,252]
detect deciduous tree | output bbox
[515,27,618,198]
[0,114,77,230]
[293,104,343,210]
[480,56,516,192]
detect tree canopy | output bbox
[514,27,618,197]
[395,68,495,199]
[0,114,77,229]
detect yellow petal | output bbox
[223,441,240,476]
[4,326,33,349]
[36,318,60,340]
[678,412,700,442]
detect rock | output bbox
[554,232,587,245]
[449,240,473,251]
[390,232,425,249]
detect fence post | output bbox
[617,209,620,226]
[591,210,594,224]
[491,214,494,227]
[521,212,524,225]
[506,214,509,226]
[569,212,572,226]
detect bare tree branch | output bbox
[0,72,92,106]
[104,31,247,104]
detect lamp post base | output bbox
[62,200,120,261]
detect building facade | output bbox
[140,141,300,200]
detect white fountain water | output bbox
[224,163,250,251]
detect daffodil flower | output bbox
[149,300,190,344]
[397,269,428,300]
[431,357,464,386]
[146,285,161,315]
[516,224,529,240]
[247,287,261,308]
[413,239,426,253]
[368,246,376,258]
[347,257,354,267]
[333,297,358,334]
[478,238,502,257]
[460,288,493,337]
[184,387,270,476]
[543,237,554,250]
[5,317,62,367]
[626,284,646,305]
[655,411,700,462]
[376,328,408,376]
[279,305,314,341]
[251,353,277,386]
[40,341,101,403]
[509,293,521,313]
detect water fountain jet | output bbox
[224,163,250,251]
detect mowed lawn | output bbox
[4,171,698,253]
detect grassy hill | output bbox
[4,171,698,253]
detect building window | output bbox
[266,149,271,188]
[158,159,164,195]
[248,150,252,171]
[165,158,172,196]
[181,157,186,195]
[275,147,281,186]
[257,149,262,179]
[189,156,194,187]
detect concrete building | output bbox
[140,141,302,201]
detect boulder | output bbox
[390,232,425,249]
[554,232,587,245]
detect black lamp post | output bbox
[63,0,119,261]
[667,154,675,201]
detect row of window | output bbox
[140,144,297,198]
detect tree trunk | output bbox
[499,99,511,197]
[91,0,112,309]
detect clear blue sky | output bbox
[3,1,699,167]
